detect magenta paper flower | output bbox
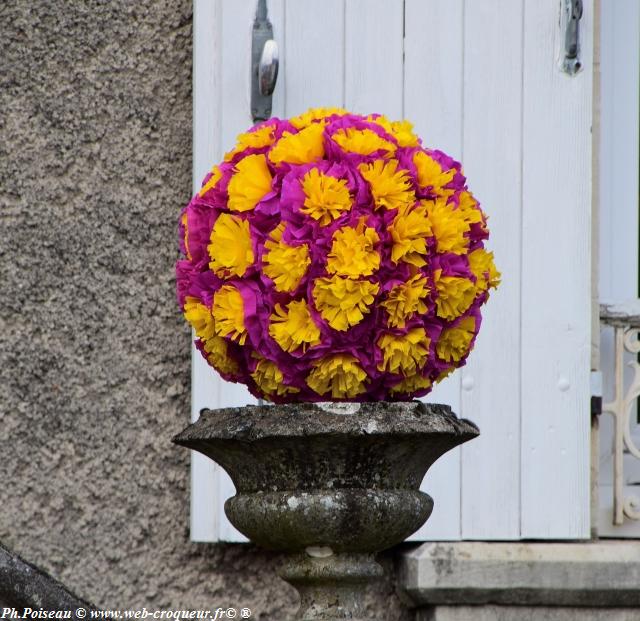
[177,108,500,403]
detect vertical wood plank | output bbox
[404,0,464,160]
[285,0,345,116]
[344,0,404,118]
[520,0,593,538]
[459,0,523,540]
[598,0,640,303]
[192,0,267,542]
[191,0,222,542]
[212,0,265,542]
[404,0,465,541]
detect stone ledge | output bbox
[416,605,640,621]
[398,541,640,608]
[600,299,640,328]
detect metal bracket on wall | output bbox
[251,0,279,123]
[562,0,583,75]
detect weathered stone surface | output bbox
[0,543,94,614]
[280,553,384,621]
[399,541,640,608]
[173,402,478,552]
[417,605,640,621]
[226,490,432,552]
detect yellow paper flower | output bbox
[468,248,501,293]
[300,168,352,225]
[212,284,247,345]
[326,218,380,278]
[183,296,216,340]
[368,115,420,148]
[227,154,273,212]
[208,213,254,278]
[224,125,276,161]
[433,270,476,320]
[312,275,379,331]
[456,190,485,226]
[269,123,325,165]
[377,328,431,376]
[390,373,432,395]
[203,335,240,377]
[381,274,430,328]
[436,367,455,383]
[306,354,367,399]
[251,357,300,397]
[199,165,223,197]
[263,223,310,292]
[358,159,416,211]
[290,107,347,129]
[269,300,321,353]
[413,151,455,195]
[436,316,476,362]
[424,197,471,255]
[332,128,396,156]
[389,203,433,266]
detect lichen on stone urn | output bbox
[173,401,478,620]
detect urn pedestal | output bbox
[173,401,478,620]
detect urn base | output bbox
[279,552,383,621]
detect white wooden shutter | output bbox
[190,0,592,542]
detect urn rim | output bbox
[172,400,479,447]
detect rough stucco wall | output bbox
[0,2,410,618]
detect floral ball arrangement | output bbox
[176,108,500,403]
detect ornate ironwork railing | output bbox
[601,300,640,524]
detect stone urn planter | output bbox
[173,400,478,620]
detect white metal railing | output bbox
[601,300,640,524]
